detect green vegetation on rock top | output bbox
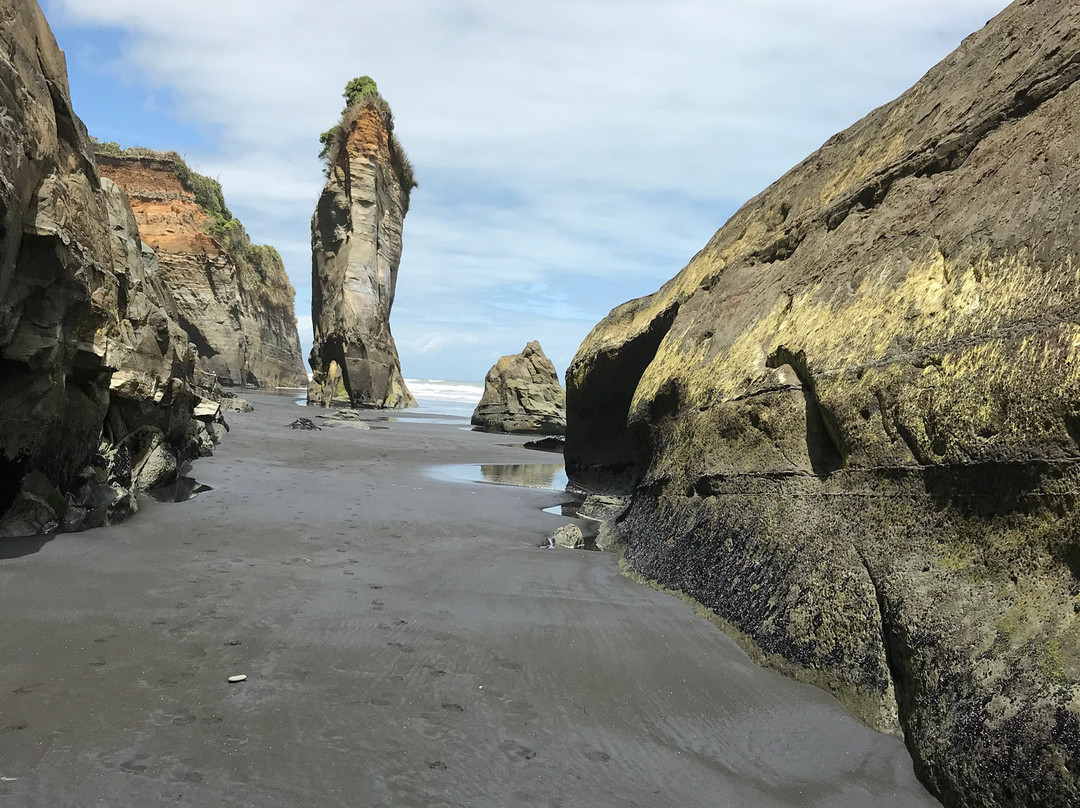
[343,75,379,109]
[94,140,233,227]
[317,77,417,208]
[92,140,295,310]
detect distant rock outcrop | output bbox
[96,150,308,390]
[567,1,1080,806]
[0,0,218,535]
[308,79,416,409]
[472,342,566,434]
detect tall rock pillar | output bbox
[308,88,416,409]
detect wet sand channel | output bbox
[0,393,938,807]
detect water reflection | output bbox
[481,464,566,489]
[427,463,567,491]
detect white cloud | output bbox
[47,0,1010,380]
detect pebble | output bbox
[228,674,247,683]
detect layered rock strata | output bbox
[567,1,1080,805]
[308,97,416,408]
[0,0,219,535]
[472,341,566,434]
[97,152,307,390]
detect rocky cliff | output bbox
[472,341,566,434]
[308,82,416,408]
[567,1,1080,805]
[96,150,307,390]
[0,0,217,536]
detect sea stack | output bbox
[567,1,1080,806]
[96,149,308,390]
[471,341,566,435]
[0,0,211,535]
[308,77,416,409]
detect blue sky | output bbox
[42,0,1009,383]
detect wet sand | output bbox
[0,393,938,807]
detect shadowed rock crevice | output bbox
[766,347,846,477]
[565,302,678,492]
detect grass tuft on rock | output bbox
[92,140,296,310]
[317,78,417,211]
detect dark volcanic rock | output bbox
[471,341,566,435]
[0,0,207,536]
[287,418,321,431]
[524,436,565,453]
[567,1,1080,806]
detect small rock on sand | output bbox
[551,524,584,550]
[228,674,247,683]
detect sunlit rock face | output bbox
[567,1,1080,805]
[471,341,566,435]
[308,102,415,409]
[97,154,308,390]
[0,0,206,535]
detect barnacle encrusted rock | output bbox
[566,1,1080,805]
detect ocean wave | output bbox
[405,379,484,402]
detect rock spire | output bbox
[308,79,416,408]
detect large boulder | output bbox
[566,1,1080,806]
[472,341,566,435]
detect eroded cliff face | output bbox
[568,1,1080,805]
[0,0,217,535]
[472,341,566,434]
[309,102,415,409]
[97,154,307,390]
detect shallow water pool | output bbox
[427,463,568,491]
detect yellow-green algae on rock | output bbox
[566,1,1080,806]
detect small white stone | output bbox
[228,674,247,683]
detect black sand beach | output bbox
[0,393,937,807]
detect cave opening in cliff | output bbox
[0,441,29,518]
[177,314,219,360]
[565,304,678,493]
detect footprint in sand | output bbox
[120,753,151,773]
[498,740,536,761]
